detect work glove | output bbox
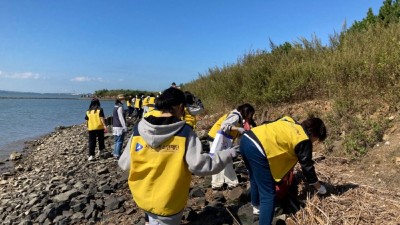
[317,184,327,195]
[237,127,245,134]
[227,145,240,158]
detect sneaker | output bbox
[253,205,260,215]
[88,155,95,161]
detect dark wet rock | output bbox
[53,189,81,203]
[189,186,206,198]
[193,197,207,209]
[226,186,246,202]
[71,203,85,212]
[237,203,258,225]
[71,212,84,220]
[99,184,114,194]
[84,202,96,219]
[97,167,109,175]
[0,123,261,225]
[95,199,104,210]
[104,197,122,211]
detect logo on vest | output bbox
[135,143,143,152]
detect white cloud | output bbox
[0,71,41,79]
[71,76,105,82]
[71,76,90,82]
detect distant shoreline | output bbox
[0,97,114,101]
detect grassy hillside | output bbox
[183,1,400,157]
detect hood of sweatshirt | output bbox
[137,116,187,148]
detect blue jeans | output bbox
[240,135,275,225]
[113,133,125,157]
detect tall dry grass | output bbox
[183,23,400,156]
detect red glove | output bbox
[244,121,251,131]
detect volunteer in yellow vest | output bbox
[208,103,255,190]
[84,98,107,161]
[240,116,328,225]
[134,95,141,119]
[127,87,236,225]
[141,95,151,117]
[147,93,156,111]
[127,95,134,117]
[183,91,204,129]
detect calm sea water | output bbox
[0,91,114,160]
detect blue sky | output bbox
[0,1,383,94]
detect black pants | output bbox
[128,106,134,116]
[88,130,105,156]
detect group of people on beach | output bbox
[85,82,328,225]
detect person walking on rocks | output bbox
[85,98,107,161]
[112,94,128,159]
[127,95,134,117]
[208,103,255,190]
[127,87,237,225]
[239,116,328,225]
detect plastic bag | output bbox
[209,130,233,155]
[118,135,132,171]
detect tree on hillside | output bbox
[349,0,400,32]
[270,41,293,54]
[378,0,400,25]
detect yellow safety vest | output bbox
[148,97,156,111]
[86,110,104,131]
[251,116,309,182]
[127,100,131,107]
[208,112,242,140]
[128,125,192,216]
[134,98,141,109]
[142,97,149,107]
[143,109,162,118]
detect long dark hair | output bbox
[301,117,327,141]
[89,98,101,113]
[237,103,255,120]
[155,87,186,113]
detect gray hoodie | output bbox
[137,117,233,176]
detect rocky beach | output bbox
[0,119,260,225]
[1,106,400,225]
